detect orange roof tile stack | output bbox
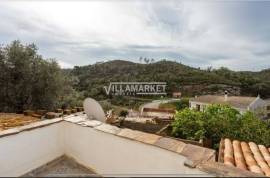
[220,138,270,176]
[233,140,247,170]
[224,138,235,166]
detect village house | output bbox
[189,92,268,118]
[265,99,270,118]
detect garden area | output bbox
[171,104,270,149]
[159,98,189,110]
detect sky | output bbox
[0,0,270,71]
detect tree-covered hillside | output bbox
[69,60,270,99]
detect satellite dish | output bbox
[83,98,106,122]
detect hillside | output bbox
[68,60,270,99]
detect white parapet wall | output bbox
[0,122,65,177]
[0,116,212,177]
[63,122,207,176]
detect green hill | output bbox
[68,60,270,99]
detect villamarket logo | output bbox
[104,82,167,96]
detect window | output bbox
[196,104,200,111]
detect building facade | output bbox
[265,99,270,118]
[189,94,268,119]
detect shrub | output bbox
[238,112,270,146]
[203,105,242,148]
[176,98,190,110]
[171,104,270,149]
[171,108,205,140]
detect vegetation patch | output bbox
[171,104,270,149]
[159,98,189,110]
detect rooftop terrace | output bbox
[0,112,266,177]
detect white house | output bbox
[265,99,270,118]
[189,93,268,118]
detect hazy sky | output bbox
[0,0,270,71]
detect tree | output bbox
[206,66,212,72]
[143,57,150,64]
[0,40,75,112]
[139,56,142,63]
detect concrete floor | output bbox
[22,156,97,177]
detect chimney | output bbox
[224,90,228,101]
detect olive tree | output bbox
[0,40,74,112]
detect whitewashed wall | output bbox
[189,101,208,111]
[63,122,209,176]
[0,121,210,177]
[0,123,64,177]
[249,97,267,118]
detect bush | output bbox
[238,112,270,146]
[171,104,270,149]
[171,108,205,140]
[176,98,189,110]
[203,105,242,148]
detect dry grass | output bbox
[0,113,40,131]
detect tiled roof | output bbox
[219,138,270,176]
[190,95,256,109]
[265,99,270,104]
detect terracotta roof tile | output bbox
[258,145,270,166]
[224,138,235,166]
[232,140,247,170]
[220,138,270,176]
[249,142,270,176]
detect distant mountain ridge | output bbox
[67,60,270,99]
